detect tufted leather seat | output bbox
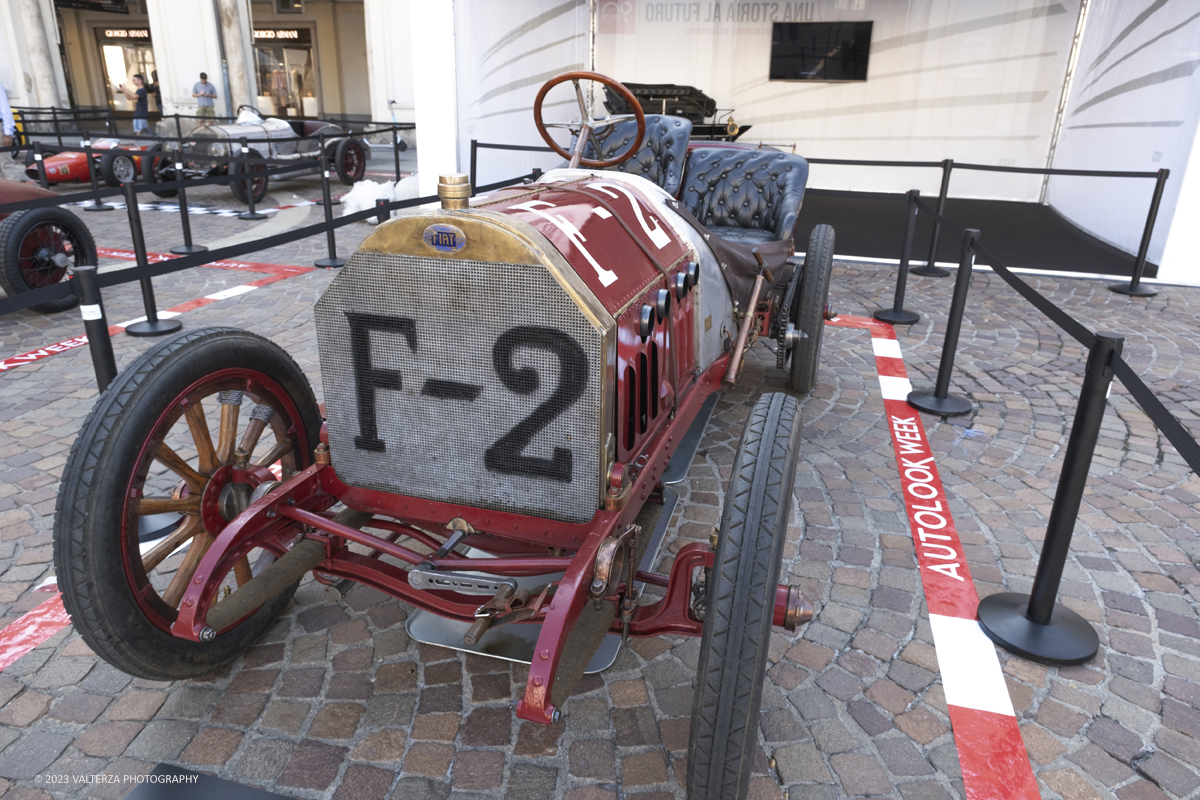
[573,114,692,196]
[680,147,809,244]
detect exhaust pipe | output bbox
[773,585,814,632]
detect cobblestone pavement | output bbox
[0,199,1198,800]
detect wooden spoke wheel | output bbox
[53,327,321,679]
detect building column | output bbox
[408,0,458,194]
[216,0,257,114]
[13,0,62,107]
[363,0,415,138]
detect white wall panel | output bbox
[595,0,1081,201]
[1045,0,1200,276]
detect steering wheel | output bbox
[534,71,646,169]
[236,104,265,118]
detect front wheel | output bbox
[335,138,366,184]
[789,224,834,393]
[688,392,802,800]
[100,150,137,187]
[230,148,268,205]
[0,207,94,313]
[53,327,322,680]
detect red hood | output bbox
[478,177,690,316]
[0,178,56,205]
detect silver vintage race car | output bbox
[141,106,372,204]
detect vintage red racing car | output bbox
[0,178,94,313]
[24,137,149,188]
[54,72,833,799]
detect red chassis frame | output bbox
[171,332,801,725]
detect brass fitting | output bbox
[438,173,471,210]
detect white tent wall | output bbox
[594,1,1081,202]
[1045,0,1200,282]
[453,0,592,187]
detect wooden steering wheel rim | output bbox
[533,71,646,169]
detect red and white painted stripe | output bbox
[827,315,1039,800]
[0,594,70,671]
[0,251,314,374]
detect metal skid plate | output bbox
[406,487,679,673]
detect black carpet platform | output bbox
[794,189,1155,279]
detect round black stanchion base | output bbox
[977,592,1099,666]
[907,389,972,416]
[874,308,920,325]
[238,211,268,221]
[85,204,114,212]
[314,257,348,269]
[125,319,183,337]
[1107,282,1158,297]
[910,264,950,277]
[170,245,209,255]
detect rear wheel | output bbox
[141,143,179,198]
[230,148,268,205]
[100,150,137,187]
[335,138,366,185]
[789,224,834,394]
[0,207,93,313]
[688,392,802,800]
[53,327,321,680]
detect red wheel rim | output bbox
[342,143,364,181]
[120,369,312,634]
[17,221,80,288]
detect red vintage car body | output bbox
[26,139,148,183]
[0,179,56,219]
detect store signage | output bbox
[254,30,301,39]
[103,28,150,38]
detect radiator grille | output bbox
[314,251,603,523]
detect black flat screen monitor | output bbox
[770,21,873,82]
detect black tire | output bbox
[688,392,802,800]
[230,148,268,205]
[789,224,834,394]
[99,150,137,187]
[0,207,93,313]
[141,142,179,198]
[335,138,366,185]
[53,327,322,680]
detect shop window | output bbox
[253,28,317,117]
[95,27,157,112]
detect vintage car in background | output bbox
[24,138,150,188]
[55,73,831,800]
[141,106,372,204]
[0,178,94,313]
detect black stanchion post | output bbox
[907,228,977,417]
[314,152,347,269]
[874,189,921,325]
[122,181,183,337]
[52,107,62,147]
[912,158,952,277]
[470,139,478,194]
[106,108,116,136]
[171,153,207,255]
[1108,168,1167,298]
[392,126,401,181]
[82,134,114,212]
[33,141,49,189]
[174,114,182,139]
[237,137,267,221]
[977,333,1123,665]
[73,266,118,390]
[375,197,390,226]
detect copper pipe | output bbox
[723,270,767,387]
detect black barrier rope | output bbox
[911,196,1098,350]
[1110,358,1200,477]
[0,170,538,320]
